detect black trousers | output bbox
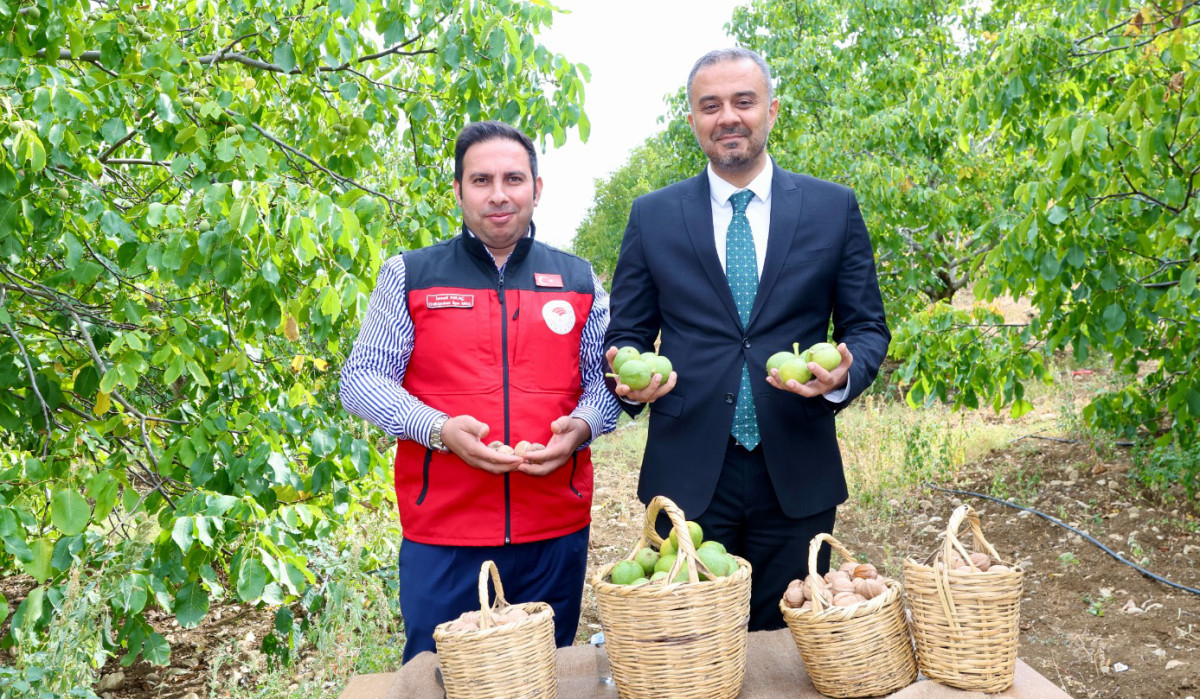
[662,437,836,631]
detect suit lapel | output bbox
[682,173,742,327]
[750,164,803,328]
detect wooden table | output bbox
[339,628,1073,698]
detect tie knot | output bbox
[729,189,754,214]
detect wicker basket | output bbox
[432,560,558,699]
[903,504,1024,693]
[591,495,752,699]
[779,533,917,698]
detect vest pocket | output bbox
[569,452,581,498]
[414,448,433,505]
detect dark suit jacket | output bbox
[605,162,890,520]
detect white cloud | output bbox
[532,1,744,250]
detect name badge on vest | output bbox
[426,293,474,309]
[534,273,563,288]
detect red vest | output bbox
[394,233,596,545]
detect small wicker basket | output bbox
[591,495,752,699]
[432,560,558,699]
[779,533,917,698]
[903,504,1024,693]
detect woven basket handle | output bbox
[476,560,508,630]
[940,504,1003,571]
[932,504,1003,631]
[639,495,702,583]
[806,532,856,613]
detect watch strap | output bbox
[429,414,449,452]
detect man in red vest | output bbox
[341,121,619,661]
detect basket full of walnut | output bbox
[779,532,917,698]
[903,504,1024,693]
[432,560,557,699]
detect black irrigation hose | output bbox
[1005,428,1136,448]
[923,482,1200,597]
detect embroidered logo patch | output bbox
[426,293,474,309]
[534,273,563,288]
[542,300,576,335]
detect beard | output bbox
[704,127,769,173]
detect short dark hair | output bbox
[686,48,774,103]
[453,121,538,182]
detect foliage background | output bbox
[0,0,589,683]
[573,0,1199,449]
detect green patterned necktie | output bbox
[726,189,760,450]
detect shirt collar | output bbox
[707,161,773,206]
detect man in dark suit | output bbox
[604,48,890,630]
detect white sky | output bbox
[532,1,745,250]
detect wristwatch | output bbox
[428,414,449,452]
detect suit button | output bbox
[724,393,735,404]
[742,338,751,348]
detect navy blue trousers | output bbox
[397,525,589,663]
[659,437,836,631]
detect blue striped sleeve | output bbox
[571,269,621,443]
[339,255,446,447]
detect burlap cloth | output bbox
[338,628,1071,698]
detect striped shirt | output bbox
[340,240,619,449]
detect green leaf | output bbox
[216,138,237,162]
[195,515,214,547]
[91,471,120,520]
[0,594,8,624]
[310,429,335,457]
[14,130,46,171]
[237,558,267,602]
[1181,267,1196,296]
[15,587,45,632]
[147,203,166,226]
[1102,303,1126,333]
[74,364,100,396]
[156,93,180,124]
[0,508,32,563]
[24,538,54,583]
[261,259,281,284]
[1046,206,1068,225]
[100,118,128,144]
[173,581,210,628]
[1009,398,1033,419]
[143,632,171,666]
[1137,128,1155,172]
[116,573,149,614]
[187,360,210,388]
[100,367,120,394]
[1039,252,1061,280]
[273,43,297,73]
[69,27,86,58]
[50,490,90,536]
[1070,119,1088,156]
[171,516,194,553]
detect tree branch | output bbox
[98,128,142,162]
[35,32,438,76]
[0,291,59,454]
[233,109,404,212]
[103,158,173,167]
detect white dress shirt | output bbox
[708,164,772,277]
